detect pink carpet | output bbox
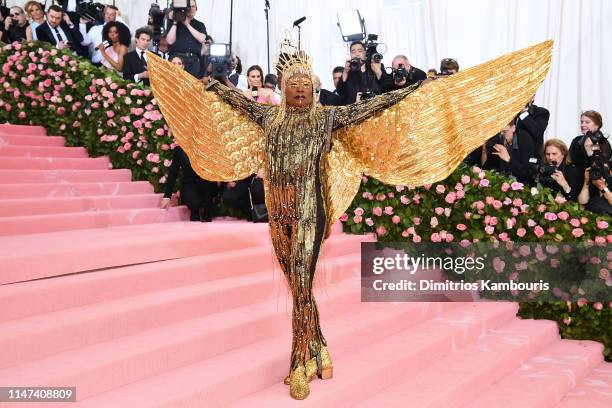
[0,124,610,407]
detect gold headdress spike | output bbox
[275,31,313,77]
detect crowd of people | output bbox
[1,1,610,219]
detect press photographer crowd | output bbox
[1,0,611,221]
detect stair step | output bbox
[0,156,109,170]
[0,206,188,237]
[0,169,132,184]
[0,181,154,199]
[464,340,604,408]
[72,302,455,408]
[556,361,612,408]
[357,318,560,407]
[0,124,46,136]
[0,233,363,321]
[229,302,519,407]
[0,280,361,401]
[0,194,163,217]
[0,254,360,369]
[0,145,87,158]
[0,133,65,146]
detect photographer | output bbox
[481,120,535,184]
[439,58,459,75]
[378,55,426,93]
[515,98,550,156]
[336,40,383,105]
[569,110,612,171]
[166,0,207,78]
[85,5,125,65]
[3,6,32,43]
[578,161,612,215]
[539,139,581,201]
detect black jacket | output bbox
[35,21,87,57]
[335,65,384,105]
[319,89,342,106]
[483,132,535,184]
[515,104,550,156]
[122,50,149,86]
[539,162,582,201]
[163,146,208,198]
[569,133,612,171]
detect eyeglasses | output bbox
[10,12,22,17]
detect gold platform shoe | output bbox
[289,364,310,400]
[284,346,333,385]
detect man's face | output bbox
[285,73,313,108]
[135,33,152,51]
[501,124,515,140]
[188,2,197,19]
[350,44,366,61]
[47,10,62,28]
[332,72,342,88]
[392,57,408,71]
[104,7,117,23]
[158,38,169,52]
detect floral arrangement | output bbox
[1,41,610,359]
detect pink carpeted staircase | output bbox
[0,125,610,407]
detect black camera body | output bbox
[361,90,376,100]
[394,67,407,82]
[589,149,609,181]
[365,34,383,64]
[172,0,192,24]
[538,161,558,185]
[349,57,361,72]
[76,2,105,25]
[586,130,605,145]
[485,132,505,155]
[210,43,232,78]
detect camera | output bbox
[209,43,231,78]
[365,34,385,65]
[394,67,407,82]
[148,3,166,44]
[76,2,105,25]
[485,132,504,155]
[589,146,609,181]
[349,57,361,72]
[538,161,558,185]
[171,0,191,24]
[360,89,376,101]
[586,130,605,145]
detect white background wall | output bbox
[7,0,611,146]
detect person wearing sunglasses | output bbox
[2,6,32,43]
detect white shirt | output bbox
[134,49,148,82]
[86,23,105,63]
[66,0,78,12]
[49,23,70,46]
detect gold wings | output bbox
[333,40,554,188]
[147,52,265,182]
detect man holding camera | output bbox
[515,99,550,157]
[166,0,207,78]
[2,6,31,43]
[336,40,384,105]
[578,160,612,214]
[481,121,535,184]
[377,55,427,93]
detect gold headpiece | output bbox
[275,32,313,78]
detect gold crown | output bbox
[275,33,313,76]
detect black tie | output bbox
[140,51,147,67]
[53,26,65,43]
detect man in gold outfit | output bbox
[148,39,553,400]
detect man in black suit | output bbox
[36,5,88,57]
[377,55,427,93]
[123,27,153,86]
[515,99,550,157]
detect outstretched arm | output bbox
[332,81,422,129]
[206,79,274,125]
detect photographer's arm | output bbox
[166,23,177,45]
[186,21,205,44]
[578,168,591,206]
[333,81,422,129]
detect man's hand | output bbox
[355,92,362,103]
[57,41,70,50]
[370,61,382,79]
[160,197,172,209]
[62,13,72,26]
[492,144,511,163]
[4,17,12,30]
[593,178,607,190]
[551,170,570,191]
[139,70,150,79]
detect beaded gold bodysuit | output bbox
[147,40,553,399]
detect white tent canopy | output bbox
[6,0,611,145]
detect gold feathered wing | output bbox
[147,52,265,181]
[323,40,554,224]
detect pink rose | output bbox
[534,226,545,238]
[492,200,502,210]
[353,215,363,224]
[406,227,415,235]
[456,224,467,231]
[376,194,386,201]
[527,219,537,227]
[550,258,560,268]
[510,181,524,191]
[430,217,439,228]
[431,233,442,243]
[461,175,470,184]
[456,190,465,199]
[537,204,546,213]
[581,217,589,224]
[485,226,495,235]
[396,185,405,192]
[413,217,421,225]
[501,182,510,192]
[392,215,401,224]
[400,195,410,205]
[572,228,584,238]
[479,178,490,187]
[413,235,422,243]
[384,206,394,215]
[376,226,387,237]
[599,268,610,280]
[544,212,558,221]
[474,201,485,211]
[445,192,456,204]
[401,230,409,238]
[435,185,445,194]
[570,218,581,227]
[365,218,374,227]
[444,208,451,217]
[373,207,383,217]
[485,196,494,205]
[339,213,349,222]
[594,302,603,311]
[563,317,571,325]
[512,198,523,207]
[554,195,567,205]
[577,298,587,308]
[499,232,509,242]
[597,220,609,230]
[557,211,569,221]
[435,207,444,215]
[354,207,364,216]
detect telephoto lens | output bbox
[349,58,361,72]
